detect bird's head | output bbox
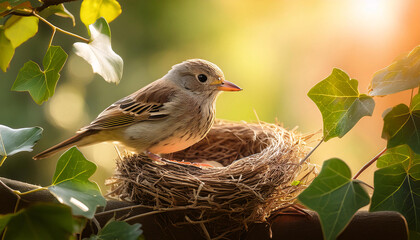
[167,59,242,96]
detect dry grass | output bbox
[107,120,316,239]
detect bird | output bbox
[33,59,242,161]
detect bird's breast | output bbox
[148,102,215,154]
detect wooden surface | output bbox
[0,177,409,240]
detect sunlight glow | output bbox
[45,84,89,131]
[70,197,89,212]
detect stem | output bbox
[16,186,48,196]
[92,217,101,232]
[0,155,6,167]
[353,147,387,179]
[32,11,89,43]
[299,136,325,165]
[48,27,56,48]
[410,88,414,106]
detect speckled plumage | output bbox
[33,59,241,160]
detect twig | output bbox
[48,27,56,47]
[353,147,387,179]
[299,136,324,165]
[95,204,146,217]
[91,217,101,232]
[32,11,89,43]
[36,0,80,12]
[17,186,48,196]
[122,206,212,222]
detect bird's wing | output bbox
[82,80,177,131]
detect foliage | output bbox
[80,0,121,28]
[382,94,420,154]
[0,203,75,240]
[0,1,142,239]
[370,145,420,235]
[302,42,420,239]
[87,220,143,240]
[11,45,67,104]
[1,0,124,105]
[0,124,43,166]
[48,147,106,219]
[307,68,375,141]
[73,17,123,84]
[369,46,420,96]
[298,158,369,240]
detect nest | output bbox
[108,120,315,239]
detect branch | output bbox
[36,0,80,12]
[0,177,408,240]
[32,11,89,43]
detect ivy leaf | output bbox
[11,45,67,104]
[369,46,420,96]
[382,93,420,154]
[48,147,106,219]
[87,220,143,240]
[73,17,123,84]
[0,29,15,72]
[39,4,75,26]
[0,203,74,240]
[4,15,39,48]
[370,145,420,236]
[0,124,43,159]
[298,158,370,240]
[80,0,121,27]
[308,68,375,141]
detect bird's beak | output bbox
[214,80,242,91]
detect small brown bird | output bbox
[33,59,241,160]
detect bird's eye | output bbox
[197,74,207,82]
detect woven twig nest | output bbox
[108,120,314,239]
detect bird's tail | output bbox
[33,130,98,160]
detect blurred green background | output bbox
[1,0,419,191]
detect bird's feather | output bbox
[81,80,176,131]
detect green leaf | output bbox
[371,145,420,236]
[308,68,375,141]
[0,124,43,157]
[80,0,121,27]
[48,147,106,219]
[0,29,15,72]
[39,4,75,26]
[382,93,420,154]
[87,220,143,240]
[0,214,12,232]
[4,15,39,48]
[73,17,123,84]
[1,203,74,240]
[298,158,370,240]
[369,46,420,96]
[11,45,67,104]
